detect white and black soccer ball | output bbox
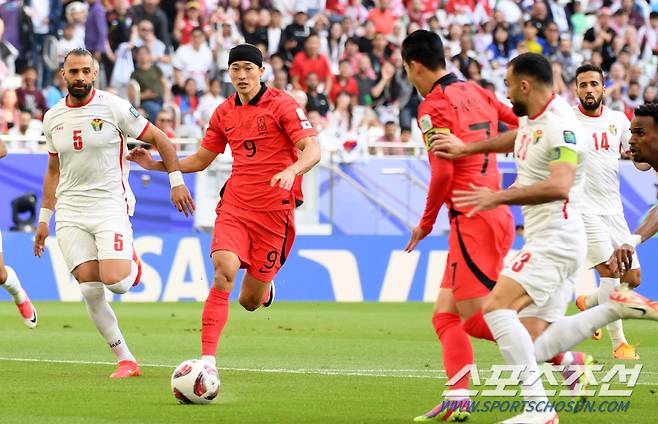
[171,359,221,404]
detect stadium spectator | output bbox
[0,18,19,81]
[128,0,170,47]
[644,85,657,103]
[321,91,369,162]
[290,33,332,92]
[107,0,132,55]
[452,32,478,77]
[57,23,85,66]
[174,77,202,139]
[623,80,644,113]
[552,37,583,80]
[570,0,589,35]
[354,55,377,106]
[27,0,60,89]
[329,59,359,104]
[16,67,47,119]
[155,110,176,138]
[366,0,397,35]
[322,21,346,74]
[375,120,403,156]
[358,20,377,54]
[173,27,213,92]
[0,89,20,133]
[174,1,212,46]
[582,8,617,71]
[518,20,548,55]
[7,111,42,152]
[486,23,514,62]
[65,1,88,49]
[272,69,290,91]
[305,72,330,117]
[44,72,68,109]
[282,7,310,56]
[266,8,283,57]
[130,46,169,121]
[85,0,110,86]
[241,8,267,47]
[544,22,560,56]
[199,78,225,127]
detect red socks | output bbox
[201,288,230,356]
[463,310,494,341]
[432,312,473,391]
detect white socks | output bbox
[80,282,136,362]
[484,309,548,403]
[106,261,138,295]
[202,355,216,366]
[598,277,627,348]
[534,303,620,362]
[1,266,26,304]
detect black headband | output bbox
[228,44,263,68]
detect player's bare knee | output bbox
[0,267,7,284]
[212,270,235,292]
[238,295,261,311]
[623,269,641,288]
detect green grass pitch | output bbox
[1,302,657,423]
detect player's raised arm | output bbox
[135,124,196,217]
[35,153,60,257]
[270,136,321,190]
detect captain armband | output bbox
[548,146,578,164]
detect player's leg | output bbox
[201,250,241,366]
[0,231,37,328]
[201,203,250,366]
[96,219,140,294]
[58,224,139,377]
[239,208,295,311]
[577,214,613,311]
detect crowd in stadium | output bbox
[0,0,657,157]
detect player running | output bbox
[572,64,651,360]
[609,104,658,274]
[431,53,658,424]
[34,48,194,378]
[0,139,37,328]
[402,32,588,423]
[127,44,321,373]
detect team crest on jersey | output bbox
[257,116,266,133]
[563,130,576,144]
[609,124,617,135]
[533,129,543,144]
[90,118,103,132]
[129,106,140,118]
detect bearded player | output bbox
[572,64,651,360]
[34,48,194,378]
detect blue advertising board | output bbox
[2,232,658,302]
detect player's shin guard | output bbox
[534,304,619,362]
[201,288,230,359]
[463,310,494,341]
[432,312,473,391]
[80,282,136,362]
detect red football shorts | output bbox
[211,202,296,281]
[440,207,514,301]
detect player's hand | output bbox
[607,243,634,276]
[34,222,48,257]
[429,132,467,160]
[127,147,156,170]
[453,184,500,217]
[271,168,296,190]
[405,226,431,252]
[171,185,195,217]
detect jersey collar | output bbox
[235,83,267,106]
[528,93,556,120]
[429,73,460,94]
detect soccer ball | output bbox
[171,359,221,404]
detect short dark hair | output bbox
[635,103,658,126]
[575,63,604,83]
[64,48,93,64]
[509,53,553,86]
[401,30,446,71]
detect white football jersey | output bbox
[43,89,149,216]
[574,105,631,215]
[513,95,587,238]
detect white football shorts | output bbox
[583,213,640,270]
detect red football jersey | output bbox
[417,73,519,229]
[201,84,317,211]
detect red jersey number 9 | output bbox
[244,140,256,157]
[73,130,83,151]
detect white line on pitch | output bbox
[1,357,658,385]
